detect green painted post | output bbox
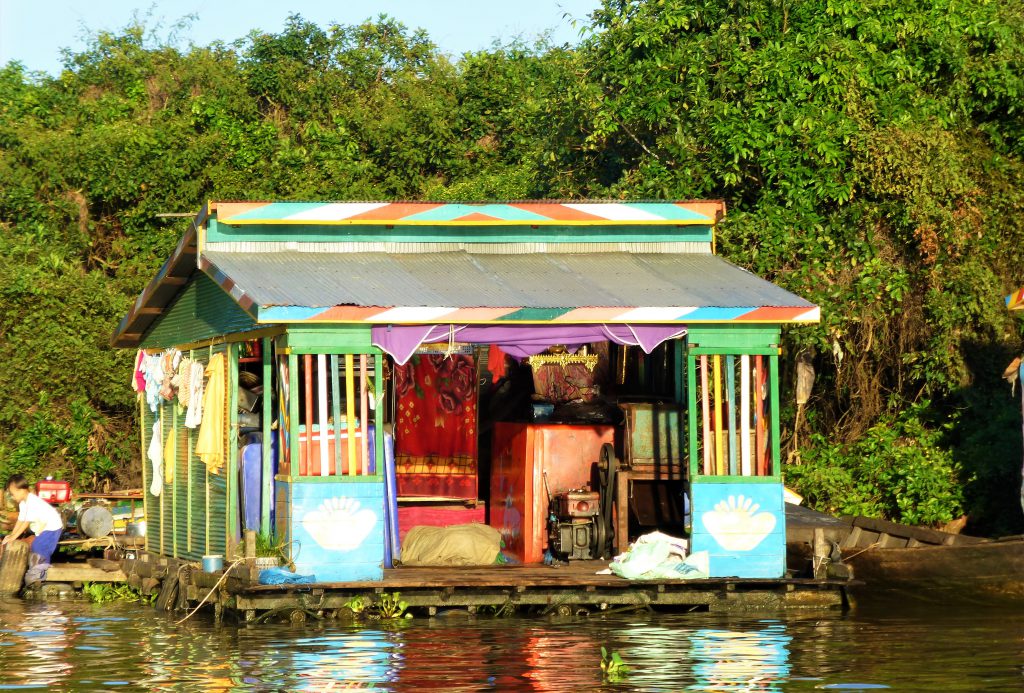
[187,349,194,554]
[674,340,685,405]
[686,351,699,480]
[289,352,300,481]
[374,352,385,477]
[172,402,178,558]
[769,353,782,477]
[227,342,240,555]
[139,397,149,555]
[261,338,273,532]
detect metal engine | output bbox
[546,443,620,562]
[547,490,601,561]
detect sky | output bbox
[0,0,602,75]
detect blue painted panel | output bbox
[286,480,385,582]
[690,482,786,578]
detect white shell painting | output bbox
[701,495,777,552]
[300,497,377,552]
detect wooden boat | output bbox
[838,516,1024,605]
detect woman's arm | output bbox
[2,520,29,544]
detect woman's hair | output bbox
[5,474,30,491]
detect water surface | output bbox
[0,598,1020,691]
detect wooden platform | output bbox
[47,562,127,583]
[232,561,851,614]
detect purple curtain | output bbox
[372,324,686,365]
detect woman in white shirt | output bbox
[2,474,64,585]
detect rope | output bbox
[174,557,245,625]
[842,542,880,562]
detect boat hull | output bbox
[844,539,1024,605]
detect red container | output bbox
[36,479,72,504]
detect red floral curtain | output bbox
[393,354,478,499]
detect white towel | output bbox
[148,420,162,497]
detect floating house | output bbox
[112,201,819,585]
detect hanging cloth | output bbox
[173,358,193,408]
[488,344,508,384]
[184,360,206,429]
[163,420,176,485]
[143,354,164,413]
[148,419,163,497]
[196,353,227,474]
[132,350,146,393]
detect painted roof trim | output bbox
[212,200,724,226]
[1007,287,1024,310]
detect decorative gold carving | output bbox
[527,352,599,372]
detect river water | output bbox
[0,597,1020,691]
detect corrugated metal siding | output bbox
[202,250,815,310]
[141,273,257,349]
[144,344,230,560]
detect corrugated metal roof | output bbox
[201,250,813,310]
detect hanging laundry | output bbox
[184,360,205,429]
[142,354,163,413]
[196,352,226,473]
[159,349,181,400]
[163,420,175,485]
[148,419,163,497]
[488,343,508,384]
[132,350,146,393]
[173,358,194,408]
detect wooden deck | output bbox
[231,561,852,615]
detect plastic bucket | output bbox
[202,555,224,572]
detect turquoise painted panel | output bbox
[627,202,712,221]
[402,203,550,222]
[287,480,385,582]
[681,307,754,322]
[690,482,786,578]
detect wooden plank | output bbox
[848,516,988,546]
[46,564,127,583]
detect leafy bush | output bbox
[786,404,966,526]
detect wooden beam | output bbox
[47,564,127,583]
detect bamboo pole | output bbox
[726,354,737,476]
[317,354,329,477]
[331,355,342,476]
[345,354,357,476]
[360,355,369,476]
[303,354,313,477]
[713,354,725,476]
[755,355,767,476]
[700,355,711,475]
[740,355,752,477]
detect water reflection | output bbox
[0,598,1020,691]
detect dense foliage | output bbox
[1,2,1022,532]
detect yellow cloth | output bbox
[196,352,227,474]
[163,420,175,484]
